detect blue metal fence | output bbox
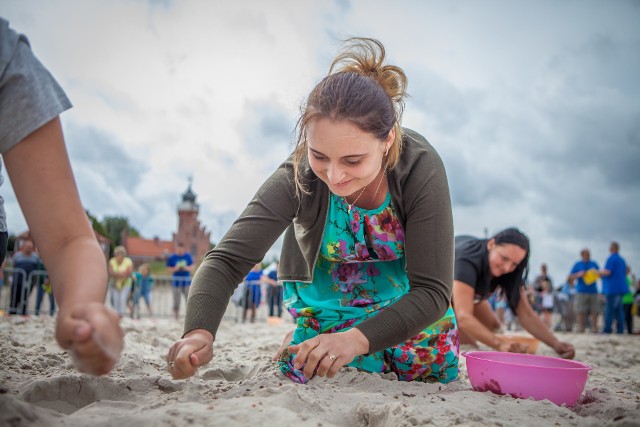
[0,268,290,324]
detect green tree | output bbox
[102,216,139,252]
[7,234,16,255]
[86,210,108,238]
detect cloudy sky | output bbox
[2,0,639,283]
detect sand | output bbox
[1,310,639,427]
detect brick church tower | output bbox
[173,180,211,262]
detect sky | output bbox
[2,0,639,284]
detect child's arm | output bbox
[4,118,124,376]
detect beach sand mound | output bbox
[1,314,639,426]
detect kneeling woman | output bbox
[453,228,574,359]
[166,38,459,384]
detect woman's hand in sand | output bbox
[166,329,214,379]
[55,302,124,376]
[553,341,575,359]
[289,328,369,380]
[273,329,294,362]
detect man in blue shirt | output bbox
[242,263,263,323]
[569,248,600,333]
[166,243,193,319]
[600,241,628,334]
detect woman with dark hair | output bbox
[453,227,575,359]
[167,37,458,384]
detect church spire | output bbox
[178,178,198,211]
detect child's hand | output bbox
[166,329,214,379]
[55,303,124,375]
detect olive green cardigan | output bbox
[184,128,454,353]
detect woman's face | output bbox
[307,118,390,198]
[487,240,527,278]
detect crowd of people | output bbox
[494,243,639,336]
[2,237,288,324]
[104,243,195,320]
[230,261,283,323]
[1,239,52,316]
[2,241,196,321]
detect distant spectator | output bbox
[34,258,55,316]
[0,258,5,289]
[492,290,508,325]
[230,280,247,318]
[569,248,600,333]
[108,246,134,317]
[554,278,576,332]
[600,241,628,334]
[263,262,282,318]
[9,239,40,315]
[243,263,263,323]
[622,268,636,334]
[532,263,552,314]
[166,243,193,319]
[132,263,154,319]
[540,279,554,328]
[634,279,640,321]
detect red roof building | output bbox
[124,236,174,264]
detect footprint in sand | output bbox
[201,364,262,382]
[354,401,432,426]
[20,375,136,414]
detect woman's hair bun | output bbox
[329,37,407,102]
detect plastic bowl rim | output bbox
[461,351,593,371]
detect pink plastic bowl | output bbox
[463,351,592,406]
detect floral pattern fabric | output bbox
[278,191,459,384]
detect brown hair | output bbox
[292,37,408,197]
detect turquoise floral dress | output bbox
[278,191,459,384]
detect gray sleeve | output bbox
[0,29,72,153]
[0,21,72,232]
[355,145,454,353]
